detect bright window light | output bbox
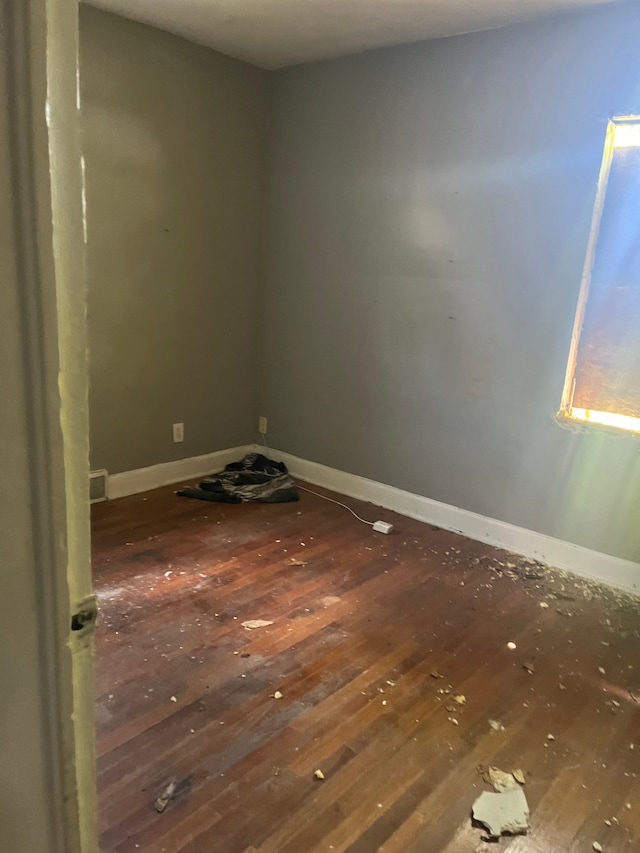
[560,116,640,434]
[568,408,640,433]
[613,122,640,149]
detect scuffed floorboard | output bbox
[92,480,640,853]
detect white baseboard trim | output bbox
[260,446,640,595]
[107,443,639,594]
[107,445,252,500]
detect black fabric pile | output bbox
[176,453,299,504]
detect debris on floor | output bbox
[488,719,505,732]
[154,778,177,813]
[593,842,603,852]
[288,558,307,567]
[479,766,524,793]
[475,547,640,638]
[241,619,274,629]
[314,769,325,780]
[507,642,517,650]
[472,788,530,838]
[272,690,283,699]
[523,662,535,675]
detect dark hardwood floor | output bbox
[92,480,640,853]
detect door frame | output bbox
[1,0,96,850]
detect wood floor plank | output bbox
[93,479,640,852]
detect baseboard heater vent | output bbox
[90,469,109,503]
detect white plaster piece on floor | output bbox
[472,789,530,837]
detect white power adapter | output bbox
[296,484,395,534]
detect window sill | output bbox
[556,408,640,437]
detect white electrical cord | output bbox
[296,483,375,526]
[256,438,391,530]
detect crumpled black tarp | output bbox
[176,453,298,504]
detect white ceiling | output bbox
[87,0,621,69]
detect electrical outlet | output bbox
[172,422,184,443]
[258,416,268,435]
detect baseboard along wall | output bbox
[106,446,251,500]
[260,446,640,596]
[103,442,640,595]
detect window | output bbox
[560,117,640,433]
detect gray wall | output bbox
[263,4,640,561]
[81,6,268,474]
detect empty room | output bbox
[3,0,639,851]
